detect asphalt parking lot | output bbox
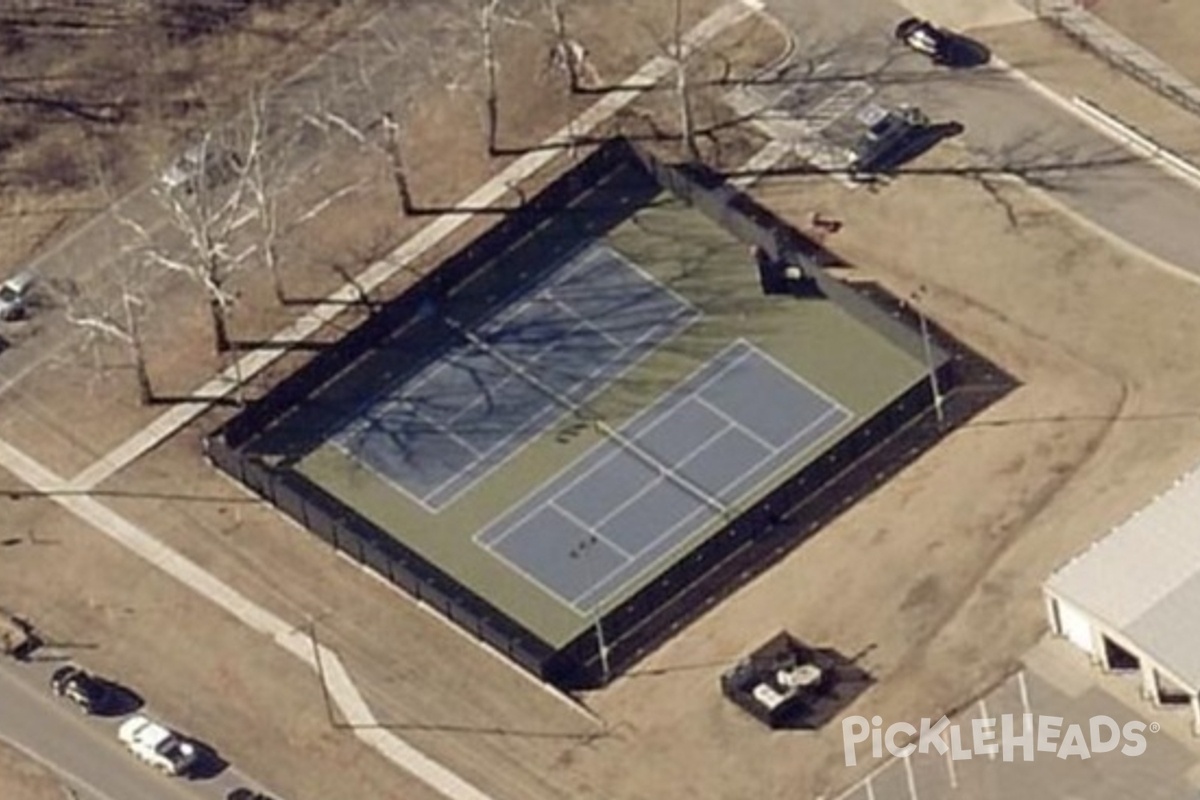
[829,639,1200,800]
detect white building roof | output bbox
[1046,464,1200,690]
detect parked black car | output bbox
[894,17,991,68]
[50,666,114,715]
[227,789,278,800]
[895,17,953,62]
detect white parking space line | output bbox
[979,699,996,760]
[1018,670,1032,717]
[865,775,876,800]
[729,139,792,187]
[904,755,920,800]
[944,747,958,789]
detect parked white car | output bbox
[0,270,36,321]
[117,714,198,776]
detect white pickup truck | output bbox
[117,714,198,776]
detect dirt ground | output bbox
[5,2,1200,800]
[0,0,403,273]
[0,739,60,800]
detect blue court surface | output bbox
[476,340,853,613]
[330,243,697,510]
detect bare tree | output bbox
[545,0,577,91]
[241,93,287,304]
[546,0,598,93]
[55,273,154,405]
[141,109,266,355]
[56,127,159,405]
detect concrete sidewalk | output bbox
[1023,0,1200,119]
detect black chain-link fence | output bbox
[206,137,1016,689]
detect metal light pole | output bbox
[911,287,945,426]
[571,535,611,685]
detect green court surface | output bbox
[264,192,927,648]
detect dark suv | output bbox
[50,666,113,714]
[227,789,278,800]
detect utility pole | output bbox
[570,535,611,685]
[911,286,945,426]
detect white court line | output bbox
[865,775,876,800]
[1018,670,1032,716]
[746,337,851,414]
[477,443,629,551]
[405,406,487,459]
[436,244,696,430]
[671,419,739,472]
[401,242,604,400]
[550,499,634,560]
[587,473,672,534]
[771,404,846,458]
[904,754,920,800]
[569,500,714,613]
[480,523,600,610]
[702,403,847,522]
[475,342,727,553]
[601,244,701,322]
[326,434,442,515]
[945,746,958,789]
[501,345,851,612]
[67,0,758,493]
[419,248,703,507]
[548,296,627,349]
[693,394,777,453]
[569,389,833,610]
[437,341,559,427]
[432,308,698,510]
[573,414,734,536]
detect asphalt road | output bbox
[762,0,1200,275]
[0,652,264,800]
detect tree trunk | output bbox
[266,242,286,305]
[227,342,247,407]
[673,0,700,162]
[261,197,286,304]
[547,0,579,92]
[381,113,414,215]
[209,296,231,353]
[482,0,500,155]
[124,294,154,405]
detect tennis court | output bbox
[216,139,958,686]
[477,339,851,613]
[330,242,697,510]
